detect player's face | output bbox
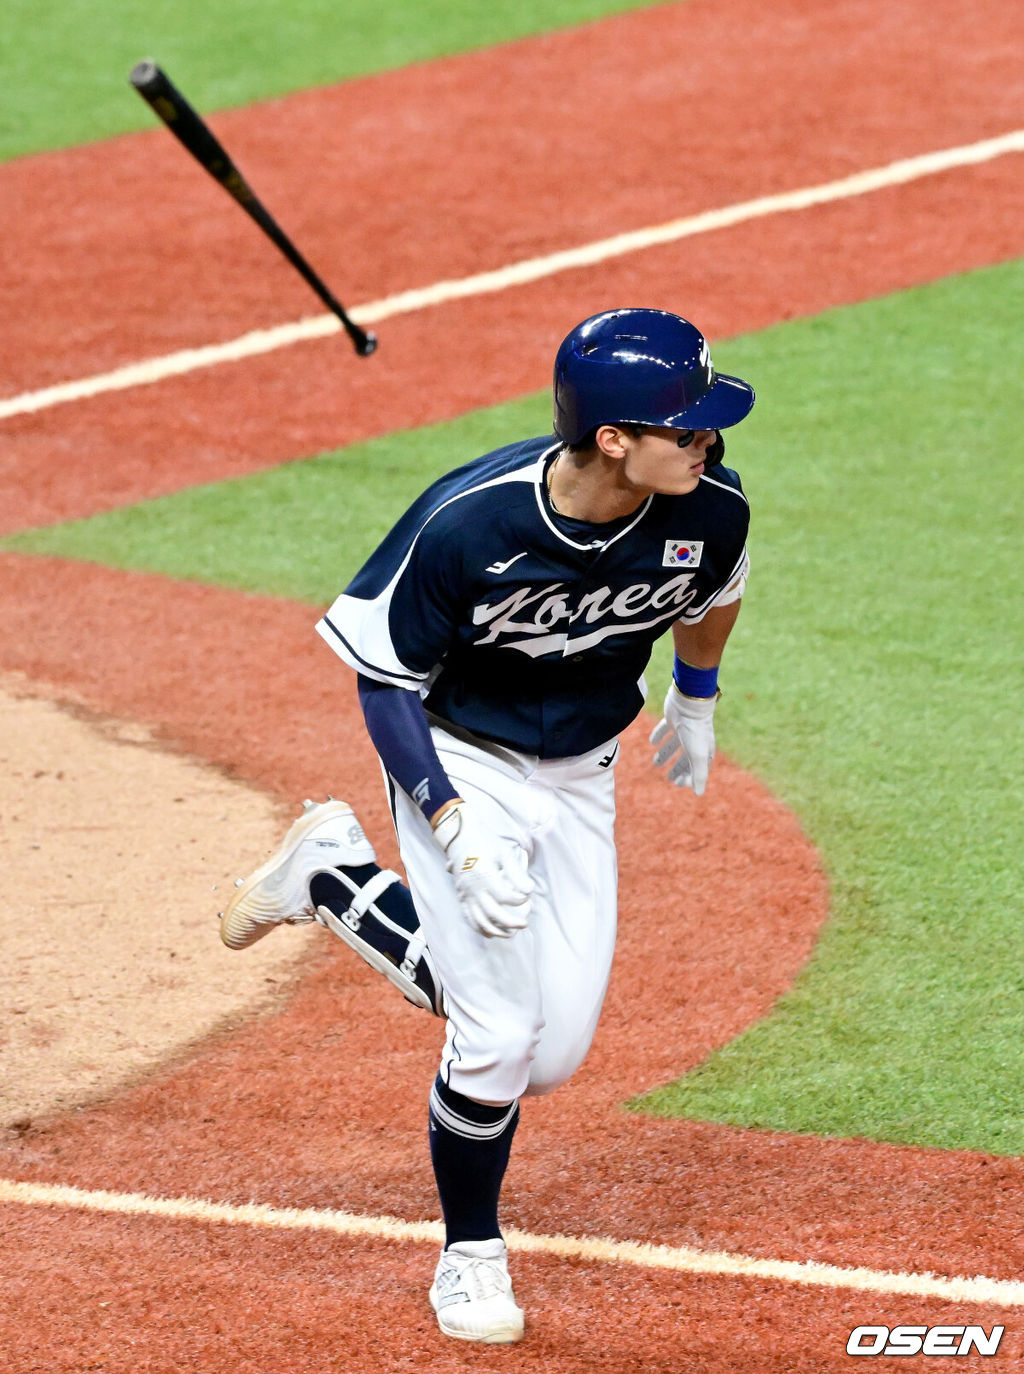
[619,426,717,496]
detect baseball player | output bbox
[221,308,754,1344]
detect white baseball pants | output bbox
[391,725,619,1105]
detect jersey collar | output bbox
[535,443,654,552]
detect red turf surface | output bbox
[2,0,1023,1366]
[1,0,1023,531]
[2,556,1022,1369]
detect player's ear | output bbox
[594,424,632,460]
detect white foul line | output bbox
[2,1176,1023,1308]
[3,127,1023,423]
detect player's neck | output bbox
[548,449,648,524]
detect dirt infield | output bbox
[1,0,1023,1366]
[0,674,317,1131]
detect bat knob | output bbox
[356,331,379,357]
[129,59,161,93]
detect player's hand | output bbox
[431,801,532,939]
[650,683,719,796]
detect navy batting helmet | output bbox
[552,308,755,445]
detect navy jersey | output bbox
[317,436,749,758]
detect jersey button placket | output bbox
[564,556,604,665]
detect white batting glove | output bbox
[650,683,720,796]
[431,801,531,939]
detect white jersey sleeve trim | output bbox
[318,457,544,686]
[676,546,749,623]
[707,548,750,608]
[316,604,425,687]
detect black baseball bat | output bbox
[128,59,377,357]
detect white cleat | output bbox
[429,1239,525,1344]
[219,798,375,950]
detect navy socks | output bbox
[311,867,520,1242]
[429,1074,520,1247]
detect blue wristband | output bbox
[672,656,719,698]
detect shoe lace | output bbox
[456,1257,510,1303]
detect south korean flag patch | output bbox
[663,540,704,568]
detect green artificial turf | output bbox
[1,396,550,602]
[1,0,656,161]
[7,258,1023,1154]
[632,259,1024,1153]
